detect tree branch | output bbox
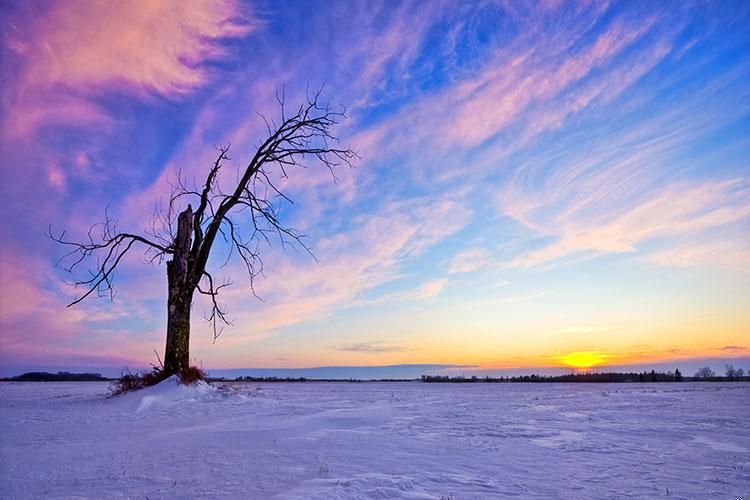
[47,213,173,307]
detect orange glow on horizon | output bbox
[558,351,608,370]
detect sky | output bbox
[0,0,748,378]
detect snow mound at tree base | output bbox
[112,374,219,412]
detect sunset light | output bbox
[1,1,749,497]
[559,351,608,370]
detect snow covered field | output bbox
[1,379,748,499]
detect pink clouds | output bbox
[197,197,473,340]
[357,12,661,158]
[0,249,86,353]
[448,248,492,274]
[46,164,66,191]
[500,178,750,271]
[403,279,450,301]
[0,242,167,368]
[22,1,249,94]
[0,253,47,325]
[2,0,252,140]
[334,1,447,112]
[638,240,750,272]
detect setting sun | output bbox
[559,351,608,370]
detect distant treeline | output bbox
[422,367,748,383]
[1,371,110,382]
[232,376,309,383]
[228,376,414,383]
[4,366,746,384]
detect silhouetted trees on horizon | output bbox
[421,368,749,383]
[692,365,746,381]
[694,366,715,380]
[724,364,745,381]
[1,372,109,382]
[2,368,747,384]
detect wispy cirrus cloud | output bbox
[331,2,747,286]
[718,345,748,354]
[539,326,617,338]
[355,278,452,309]
[448,248,492,274]
[340,3,748,281]
[500,179,750,271]
[0,247,132,368]
[333,341,411,355]
[352,5,669,160]
[402,279,450,302]
[209,197,472,338]
[638,239,750,273]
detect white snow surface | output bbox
[1,380,748,499]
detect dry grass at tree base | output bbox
[179,366,207,384]
[109,366,207,395]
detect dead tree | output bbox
[49,88,356,376]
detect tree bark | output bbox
[163,205,194,375]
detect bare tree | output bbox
[724,364,742,381]
[694,366,715,380]
[49,88,357,377]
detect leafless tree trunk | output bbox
[164,205,194,374]
[49,87,357,378]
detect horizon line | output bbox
[3,357,749,379]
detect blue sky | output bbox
[0,0,748,377]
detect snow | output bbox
[1,381,748,499]
[111,375,219,412]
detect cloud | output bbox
[719,345,748,353]
[403,279,450,301]
[1,0,252,140]
[448,18,658,148]
[0,249,93,358]
[438,292,551,313]
[493,90,750,272]
[45,164,66,191]
[334,341,411,355]
[539,326,617,338]
[353,8,665,161]
[360,278,451,307]
[638,239,750,272]
[500,179,750,271]
[0,242,167,369]
[214,197,472,337]
[448,248,491,274]
[327,1,449,113]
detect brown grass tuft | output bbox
[178,365,207,385]
[109,367,168,395]
[109,365,207,395]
